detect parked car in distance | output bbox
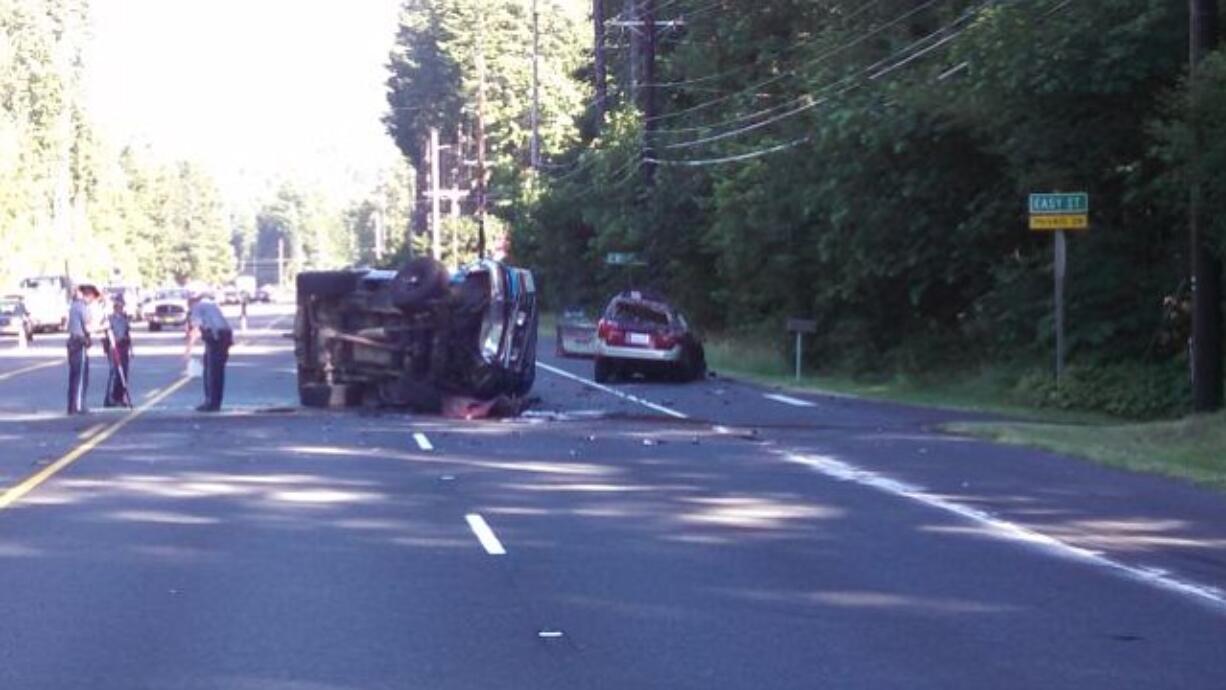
[0,297,34,343]
[16,275,69,333]
[146,288,190,332]
[593,290,706,383]
[255,284,286,303]
[555,307,598,358]
[219,285,242,305]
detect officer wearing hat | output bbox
[184,287,233,412]
[66,283,105,415]
[103,294,133,407]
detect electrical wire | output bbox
[653,3,986,151]
[643,0,1009,166]
[642,0,945,123]
[645,135,811,167]
[640,0,884,89]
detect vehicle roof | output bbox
[606,290,674,309]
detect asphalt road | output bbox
[0,308,1224,689]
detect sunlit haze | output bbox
[84,0,403,202]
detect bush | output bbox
[1014,360,1191,419]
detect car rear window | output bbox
[611,301,670,327]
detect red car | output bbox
[593,291,706,383]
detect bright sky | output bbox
[84,0,404,202]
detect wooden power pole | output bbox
[594,0,607,127]
[475,13,489,260]
[530,0,541,170]
[642,0,657,185]
[430,127,442,261]
[1190,0,1222,411]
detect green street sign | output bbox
[605,252,645,266]
[1029,192,1089,215]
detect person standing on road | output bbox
[103,295,133,407]
[184,289,233,412]
[66,284,104,415]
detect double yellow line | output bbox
[0,376,192,511]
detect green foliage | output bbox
[508,0,1222,417]
[1,0,239,288]
[1014,361,1191,420]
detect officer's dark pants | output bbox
[67,336,90,414]
[202,329,233,410]
[104,340,131,407]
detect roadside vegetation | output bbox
[946,413,1226,492]
[378,0,1225,486]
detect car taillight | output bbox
[597,319,624,345]
[652,331,679,349]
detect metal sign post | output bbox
[787,318,817,382]
[1054,229,1066,384]
[1028,193,1089,386]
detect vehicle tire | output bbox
[594,356,613,384]
[299,383,361,408]
[297,271,361,300]
[390,257,449,312]
[686,344,708,382]
[149,323,161,332]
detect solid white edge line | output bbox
[537,361,689,419]
[785,452,1226,613]
[413,432,434,451]
[764,393,817,408]
[465,513,507,555]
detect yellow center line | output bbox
[0,360,58,382]
[77,423,106,440]
[0,376,193,512]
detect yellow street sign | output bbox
[1029,214,1088,231]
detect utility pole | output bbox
[594,0,607,127]
[430,127,442,261]
[453,123,464,263]
[476,13,489,259]
[373,203,385,262]
[277,236,285,286]
[642,0,657,185]
[530,0,541,170]
[1190,0,1222,411]
[626,0,639,103]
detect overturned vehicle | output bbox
[294,258,538,414]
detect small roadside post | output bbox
[787,318,817,382]
[1028,192,1090,385]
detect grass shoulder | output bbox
[704,334,1225,492]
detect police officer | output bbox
[184,288,233,412]
[103,295,133,407]
[66,284,104,415]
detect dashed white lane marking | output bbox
[764,393,816,408]
[413,432,434,451]
[537,362,689,420]
[465,514,507,556]
[785,452,1226,613]
[0,361,58,381]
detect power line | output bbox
[645,135,811,167]
[643,0,1011,165]
[654,3,987,151]
[643,0,945,124]
[639,0,885,89]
